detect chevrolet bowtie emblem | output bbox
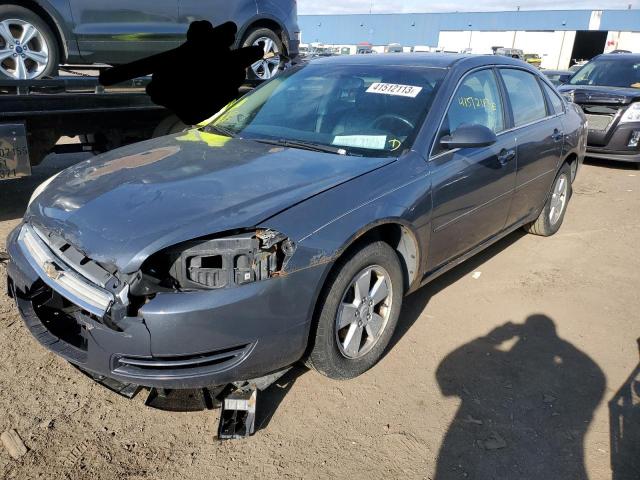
[43,261,62,280]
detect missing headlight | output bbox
[138,230,295,292]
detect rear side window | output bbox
[542,82,565,115]
[500,69,548,127]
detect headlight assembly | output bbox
[620,102,640,124]
[133,229,296,295]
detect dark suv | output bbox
[559,54,640,166]
[0,0,299,80]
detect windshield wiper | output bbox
[251,138,347,155]
[206,124,237,138]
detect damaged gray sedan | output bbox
[6,54,586,389]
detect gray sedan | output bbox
[6,54,586,389]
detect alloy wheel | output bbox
[335,265,393,359]
[0,18,49,79]
[250,36,280,80]
[549,173,568,225]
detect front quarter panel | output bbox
[561,102,588,169]
[261,152,432,292]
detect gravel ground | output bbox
[0,154,639,480]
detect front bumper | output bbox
[586,121,640,163]
[6,224,326,389]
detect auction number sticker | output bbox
[366,82,423,98]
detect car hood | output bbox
[558,84,640,105]
[27,130,394,273]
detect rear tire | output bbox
[0,5,59,79]
[306,241,403,379]
[525,163,572,236]
[241,27,284,81]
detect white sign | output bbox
[366,82,423,98]
[332,135,388,150]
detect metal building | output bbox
[299,9,640,69]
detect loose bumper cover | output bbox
[6,223,325,389]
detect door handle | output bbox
[551,129,564,142]
[497,149,516,166]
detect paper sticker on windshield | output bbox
[366,83,423,98]
[332,135,387,150]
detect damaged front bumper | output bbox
[6,223,326,389]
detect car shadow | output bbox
[434,314,605,479]
[387,229,527,354]
[609,339,640,480]
[584,157,640,171]
[255,364,308,432]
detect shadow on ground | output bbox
[610,339,640,480]
[388,229,527,354]
[433,314,605,479]
[584,157,640,171]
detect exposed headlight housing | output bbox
[620,102,640,124]
[28,171,63,207]
[132,229,296,295]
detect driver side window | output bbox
[434,69,504,155]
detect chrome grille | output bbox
[585,113,614,132]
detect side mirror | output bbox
[440,124,498,149]
[558,74,571,85]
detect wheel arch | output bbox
[238,15,289,53]
[6,0,68,62]
[300,220,421,362]
[325,220,421,295]
[563,152,579,182]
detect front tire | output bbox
[525,162,572,236]
[241,27,283,81]
[307,241,403,379]
[0,5,59,79]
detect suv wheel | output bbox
[0,5,59,79]
[242,27,283,81]
[306,241,403,379]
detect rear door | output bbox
[69,0,182,64]
[178,1,257,45]
[498,68,565,226]
[427,68,517,270]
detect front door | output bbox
[427,68,517,271]
[69,0,182,64]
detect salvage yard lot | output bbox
[1,154,639,479]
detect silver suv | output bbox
[0,0,300,80]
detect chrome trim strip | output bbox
[18,224,113,317]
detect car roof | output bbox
[309,53,529,69]
[595,52,640,60]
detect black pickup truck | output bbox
[559,53,640,166]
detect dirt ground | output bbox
[0,154,639,480]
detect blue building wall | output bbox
[601,10,640,30]
[299,10,639,46]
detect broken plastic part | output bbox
[218,386,257,439]
[157,230,294,290]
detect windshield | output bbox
[569,57,640,88]
[208,63,446,157]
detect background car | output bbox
[524,53,542,68]
[543,69,572,86]
[559,53,640,166]
[493,47,524,60]
[0,0,300,80]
